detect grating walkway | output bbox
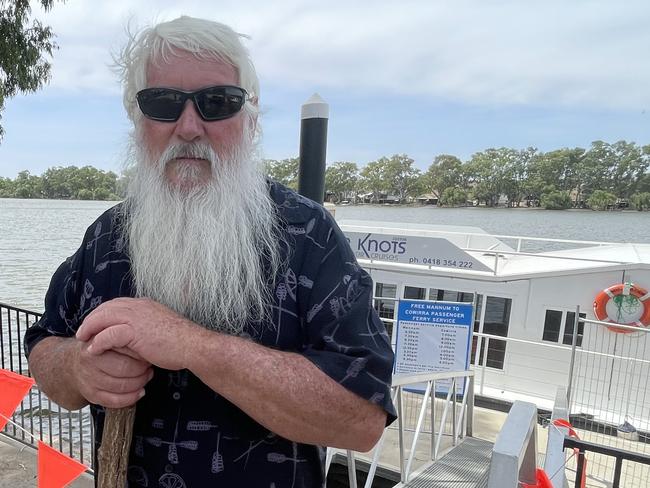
[401,437,494,488]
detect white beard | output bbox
[119,135,283,336]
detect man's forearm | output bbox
[27,337,88,411]
[186,329,387,452]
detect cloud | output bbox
[29,0,650,110]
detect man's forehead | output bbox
[145,51,239,88]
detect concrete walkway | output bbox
[0,435,92,488]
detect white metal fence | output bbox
[569,317,650,487]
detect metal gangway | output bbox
[328,369,546,488]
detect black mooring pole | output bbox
[298,93,329,204]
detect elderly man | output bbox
[24,15,395,488]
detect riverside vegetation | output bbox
[2,140,650,210]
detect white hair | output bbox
[114,16,260,125]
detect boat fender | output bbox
[593,282,650,333]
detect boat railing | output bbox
[328,369,475,487]
[0,302,94,469]
[342,223,620,250]
[564,437,650,488]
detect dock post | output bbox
[298,94,329,204]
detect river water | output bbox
[1,198,649,311]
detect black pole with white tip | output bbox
[298,93,329,205]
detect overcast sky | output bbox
[0,0,648,178]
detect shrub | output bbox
[540,190,572,210]
[587,190,617,211]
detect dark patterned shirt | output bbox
[24,181,396,488]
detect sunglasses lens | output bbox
[136,86,247,122]
[196,87,246,120]
[137,89,186,121]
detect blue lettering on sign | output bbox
[357,233,407,258]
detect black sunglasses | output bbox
[136,85,248,122]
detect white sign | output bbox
[394,300,474,394]
[344,231,491,272]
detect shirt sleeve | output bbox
[297,212,397,425]
[23,237,90,358]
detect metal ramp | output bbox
[399,437,493,488]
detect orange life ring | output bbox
[593,283,650,333]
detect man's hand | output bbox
[73,340,153,408]
[76,297,199,371]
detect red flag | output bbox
[0,369,34,430]
[38,441,87,488]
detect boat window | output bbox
[542,309,585,347]
[542,310,563,342]
[562,312,586,347]
[404,286,426,299]
[376,283,396,298]
[471,295,511,370]
[428,288,474,303]
[374,282,397,338]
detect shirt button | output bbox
[165,464,173,473]
[172,392,181,400]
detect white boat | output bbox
[339,220,650,435]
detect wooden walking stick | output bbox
[97,406,137,487]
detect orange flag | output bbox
[38,441,87,488]
[0,369,35,431]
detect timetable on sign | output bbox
[394,300,474,394]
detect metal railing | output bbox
[0,302,94,468]
[344,222,644,275]
[564,436,650,488]
[328,369,475,487]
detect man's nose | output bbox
[174,100,205,142]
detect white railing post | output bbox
[397,387,406,483]
[346,450,357,488]
[544,388,570,488]
[487,401,538,488]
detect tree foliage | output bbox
[265,158,299,190]
[631,192,650,211]
[4,139,650,211]
[0,0,58,139]
[325,161,358,202]
[540,190,572,210]
[587,190,617,211]
[424,154,462,203]
[440,187,467,207]
[0,165,119,200]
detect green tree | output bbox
[1,0,58,139]
[587,189,617,210]
[0,176,14,197]
[465,149,508,206]
[325,161,358,203]
[540,190,572,210]
[526,148,583,203]
[359,159,389,203]
[631,192,650,211]
[265,158,299,190]
[381,154,421,201]
[607,141,649,198]
[13,169,41,198]
[502,147,536,207]
[440,187,467,206]
[424,155,463,204]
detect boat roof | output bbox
[338,220,650,280]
